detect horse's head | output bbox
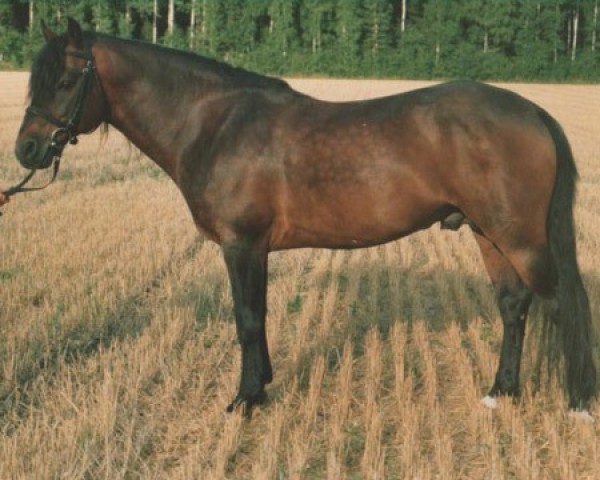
[15,18,108,170]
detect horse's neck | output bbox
[96,38,223,181]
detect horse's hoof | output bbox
[226,390,268,418]
[568,409,595,423]
[481,395,499,409]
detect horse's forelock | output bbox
[29,36,68,104]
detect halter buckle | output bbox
[50,127,72,148]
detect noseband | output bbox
[3,49,98,199]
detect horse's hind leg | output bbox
[474,232,533,404]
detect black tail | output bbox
[537,107,597,409]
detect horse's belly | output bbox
[269,188,446,250]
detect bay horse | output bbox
[13,19,596,416]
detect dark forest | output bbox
[1,1,598,81]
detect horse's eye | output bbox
[57,79,75,90]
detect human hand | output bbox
[0,191,10,208]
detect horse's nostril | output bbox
[15,137,41,168]
[23,139,38,161]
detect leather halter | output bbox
[3,49,98,198]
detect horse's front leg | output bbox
[223,242,272,415]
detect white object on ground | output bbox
[480,395,499,409]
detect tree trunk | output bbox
[153,0,158,44]
[168,0,175,36]
[593,0,598,52]
[312,13,320,54]
[125,3,131,36]
[554,2,560,63]
[483,29,488,53]
[372,13,379,56]
[29,0,34,35]
[571,6,579,61]
[401,0,407,33]
[190,0,196,48]
[201,0,207,37]
[535,2,541,41]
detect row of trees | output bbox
[1,0,599,81]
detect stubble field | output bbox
[0,72,599,479]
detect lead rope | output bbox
[0,158,61,216]
[2,158,61,198]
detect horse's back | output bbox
[268,81,556,250]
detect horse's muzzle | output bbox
[15,135,59,170]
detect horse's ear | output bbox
[66,17,84,48]
[41,20,56,42]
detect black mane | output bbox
[29,30,292,106]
